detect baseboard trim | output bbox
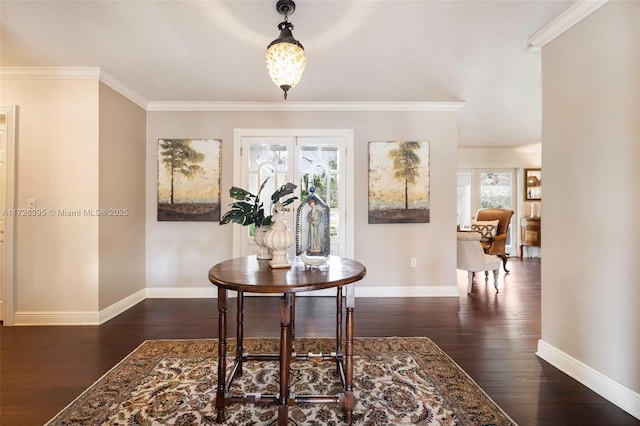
[145,287,218,298]
[145,285,451,300]
[99,289,146,324]
[8,285,460,325]
[357,285,460,298]
[12,289,146,326]
[536,339,640,420]
[144,285,460,298]
[13,311,100,326]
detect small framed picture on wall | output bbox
[524,168,541,201]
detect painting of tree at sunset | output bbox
[157,138,221,221]
[368,141,430,224]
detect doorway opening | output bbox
[457,168,517,255]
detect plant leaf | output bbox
[257,177,270,197]
[229,187,254,201]
[271,182,298,203]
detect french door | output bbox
[457,168,516,254]
[232,129,354,259]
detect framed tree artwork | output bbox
[368,141,430,224]
[157,138,221,221]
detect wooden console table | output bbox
[208,255,366,426]
[520,216,541,258]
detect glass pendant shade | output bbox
[266,21,306,99]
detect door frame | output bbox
[1,106,17,325]
[232,128,354,259]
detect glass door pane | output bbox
[297,138,345,256]
[247,142,290,221]
[241,137,294,256]
[479,172,513,209]
[479,170,514,251]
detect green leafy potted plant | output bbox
[220,178,297,259]
[220,178,297,227]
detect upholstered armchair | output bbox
[456,231,501,294]
[473,208,515,273]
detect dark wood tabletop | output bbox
[208,255,366,294]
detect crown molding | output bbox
[527,0,609,52]
[0,67,148,109]
[98,69,148,109]
[1,68,464,113]
[0,67,100,79]
[459,143,542,152]
[146,101,465,112]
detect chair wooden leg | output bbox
[493,269,499,292]
[500,255,510,273]
[467,271,473,294]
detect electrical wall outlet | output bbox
[410,258,417,268]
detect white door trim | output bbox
[1,106,17,326]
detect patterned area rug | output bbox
[46,337,516,425]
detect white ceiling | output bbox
[0,0,576,147]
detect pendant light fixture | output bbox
[265,0,306,99]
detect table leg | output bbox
[291,293,296,354]
[278,293,293,426]
[236,291,244,376]
[336,286,343,354]
[216,287,228,423]
[345,284,355,425]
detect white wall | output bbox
[457,144,541,169]
[539,0,640,416]
[0,79,101,321]
[98,83,146,310]
[146,110,459,296]
[0,75,147,324]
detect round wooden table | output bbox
[208,255,366,426]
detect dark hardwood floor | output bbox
[1,258,638,425]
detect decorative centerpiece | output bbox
[264,201,295,268]
[295,187,330,268]
[220,178,297,260]
[253,224,271,259]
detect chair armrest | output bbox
[457,231,482,241]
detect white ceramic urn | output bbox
[254,225,272,260]
[264,204,294,268]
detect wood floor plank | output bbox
[1,259,638,425]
